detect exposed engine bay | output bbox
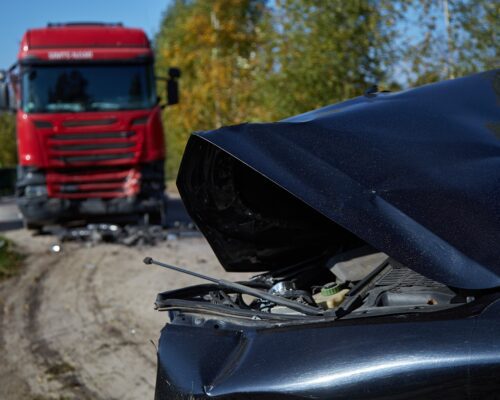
[152,250,473,324]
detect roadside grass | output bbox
[0,236,23,281]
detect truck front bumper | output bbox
[16,162,166,226]
[17,194,166,226]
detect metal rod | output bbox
[144,257,219,283]
[144,257,323,316]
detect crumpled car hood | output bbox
[177,70,500,290]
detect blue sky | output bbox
[0,1,435,86]
[0,0,171,68]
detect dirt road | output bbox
[0,229,250,399]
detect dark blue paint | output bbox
[179,70,500,289]
[158,71,500,399]
[155,299,500,399]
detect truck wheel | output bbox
[160,196,168,227]
[147,197,168,227]
[23,219,42,232]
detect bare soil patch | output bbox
[0,229,249,399]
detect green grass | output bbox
[45,362,75,377]
[0,236,23,281]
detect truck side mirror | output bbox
[0,82,10,111]
[166,67,181,106]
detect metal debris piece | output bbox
[50,244,62,253]
[45,221,200,247]
[166,233,178,241]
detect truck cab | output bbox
[0,22,179,229]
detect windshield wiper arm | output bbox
[144,257,323,316]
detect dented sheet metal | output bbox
[177,70,500,289]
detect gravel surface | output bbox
[0,229,251,399]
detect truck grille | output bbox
[51,131,135,140]
[53,142,134,151]
[46,167,141,199]
[46,130,141,167]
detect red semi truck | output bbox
[0,22,179,229]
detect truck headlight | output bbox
[25,185,48,198]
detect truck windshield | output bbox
[22,63,156,113]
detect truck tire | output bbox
[147,197,168,227]
[23,219,42,232]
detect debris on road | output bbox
[0,228,249,400]
[44,221,199,248]
[50,244,62,253]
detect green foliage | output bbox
[0,113,17,167]
[0,236,23,281]
[155,0,270,178]
[401,0,499,85]
[154,0,500,177]
[155,0,400,177]
[260,0,401,118]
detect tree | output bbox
[260,0,401,118]
[154,0,498,177]
[155,0,270,177]
[401,0,499,85]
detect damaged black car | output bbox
[150,69,500,399]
